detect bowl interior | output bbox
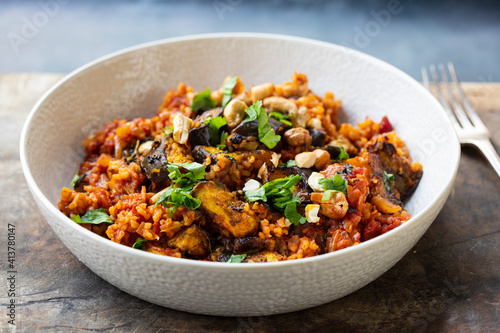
[22,34,459,230]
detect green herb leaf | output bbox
[280,174,302,190]
[245,174,305,225]
[337,147,349,160]
[383,171,395,191]
[204,116,227,145]
[284,202,306,225]
[167,162,206,184]
[227,254,246,263]
[244,101,281,149]
[216,131,229,149]
[244,185,266,202]
[269,112,292,126]
[70,214,83,223]
[319,173,348,199]
[71,174,80,187]
[244,102,259,122]
[71,208,113,225]
[166,189,201,210]
[154,187,174,207]
[321,190,334,201]
[221,76,239,108]
[154,162,205,212]
[162,125,174,136]
[132,237,149,250]
[154,186,201,211]
[260,130,281,149]
[286,160,296,167]
[191,88,217,112]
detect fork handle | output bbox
[466,139,500,178]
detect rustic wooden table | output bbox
[1,74,499,332]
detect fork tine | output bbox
[437,63,471,128]
[424,63,500,178]
[425,65,461,129]
[447,62,486,128]
[421,66,431,91]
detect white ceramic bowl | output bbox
[20,33,460,316]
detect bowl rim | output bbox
[19,32,460,270]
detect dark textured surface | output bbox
[0,74,499,332]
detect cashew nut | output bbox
[250,83,275,103]
[172,114,193,145]
[137,141,154,155]
[293,106,312,128]
[311,191,349,219]
[262,96,297,115]
[295,152,317,168]
[307,172,325,192]
[305,204,321,223]
[307,118,322,130]
[313,149,331,170]
[223,99,248,129]
[283,127,312,147]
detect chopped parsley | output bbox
[132,237,148,250]
[155,187,201,215]
[319,173,348,200]
[279,160,297,167]
[71,208,113,225]
[154,162,206,214]
[221,76,239,108]
[167,162,206,185]
[337,147,349,160]
[383,171,395,191]
[227,254,247,263]
[162,125,174,136]
[204,116,227,145]
[269,112,292,127]
[245,174,306,225]
[216,131,229,149]
[191,88,217,112]
[70,174,80,187]
[244,101,281,149]
[244,185,266,202]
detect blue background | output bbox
[1,0,499,81]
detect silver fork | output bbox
[422,62,500,178]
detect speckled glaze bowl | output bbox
[20,33,460,316]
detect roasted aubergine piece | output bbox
[231,118,287,138]
[166,225,210,257]
[348,151,403,208]
[263,165,313,203]
[309,129,327,147]
[367,141,423,201]
[189,108,224,147]
[227,118,287,150]
[192,181,260,238]
[192,145,273,166]
[141,136,193,188]
[221,236,270,254]
[192,146,273,190]
[243,250,285,263]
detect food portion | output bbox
[58,73,423,262]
